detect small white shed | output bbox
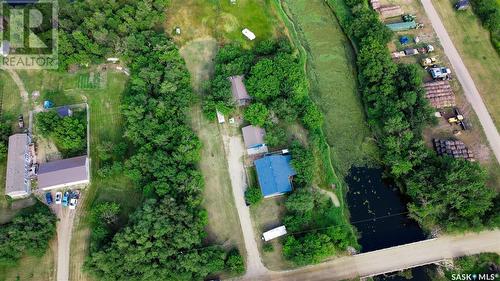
[216,111,225,124]
[242,28,256,41]
[262,226,287,241]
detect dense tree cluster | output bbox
[0,203,56,266]
[469,0,500,53]
[58,0,169,69]
[444,253,500,278]
[328,0,498,231]
[88,202,120,252]
[57,1,238,279]
[36,111,87,157]
[283,144,356,265]
[0,119,11,160]
[204,40,322,132]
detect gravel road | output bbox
[52,204,75,281]
[235,229,500,281]
[420,0,500,163]
[221,126,268,278]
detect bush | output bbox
[225,249,245,275]
[244,103,269,127]
[245,186,263,205]
[263,243,274,253]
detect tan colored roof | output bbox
[242,125,266,149]
[229,75,251,102]
[379,5,403,18]
[38,156,89,189]
[6,134,30,197]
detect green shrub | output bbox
[245,187,263,205]
[263,243,274,253]
[225,249,245,275]
[244,103,269,127]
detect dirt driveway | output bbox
[220,126,268,278]
[51,201,75,281]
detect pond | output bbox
[345,166,426,252]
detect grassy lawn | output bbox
[0,240,57,281]
[165,0,284,47]
[280,0,378,176]
[180,39,245,254]
[249,196,292,270]
[433,0,500,131]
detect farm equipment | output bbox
[420,57,438,68]
[447,108,467,130]
[402,14,416,22]
[429,66,452,80]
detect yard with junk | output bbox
[372,0,500,188]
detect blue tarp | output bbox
[255,155,296,197]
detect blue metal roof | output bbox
[255,155,296,197]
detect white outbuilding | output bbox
[242,28,256,41]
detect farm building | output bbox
[255,155,296,198]
[433,139,474,161]
[424,81,456,108]
[37,155,90,190]
[5,134,32,198]
[242,125,268,155]
[379,5,403,18]
[228,75,252,106]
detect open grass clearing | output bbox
[249,196,292,270]
[180,39,245,254]
[432,0,500,131]
[281,0,379,176]
[165,0,284,47]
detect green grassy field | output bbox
[280,0,378,176]
[165,0,284,47]
[433,0,500,131]
[180,39,246,256]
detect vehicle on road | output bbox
[69,198,77,210]
[62,191,69,207]
[45,192,53,205]
[55,192,62,204]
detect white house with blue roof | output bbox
[254,154,296,198]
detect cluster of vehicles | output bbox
[45,190,80,210]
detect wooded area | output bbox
[57,0,239,279]
[0,203,56,267]
[469,0,500,53]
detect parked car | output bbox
[69,198,78,210]
[62,191,70,207]
[55,192,62,204]
[45,192,53,205]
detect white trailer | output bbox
[242,28,256,40]
[262,226,287,241]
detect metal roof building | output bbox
[255,155,296,198]
[37,155,89,190]
[242,125,268,155]
[5,134,31,198]
[229,75,251,106]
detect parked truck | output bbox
[262,226,287,242]
[429,67,452,80]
